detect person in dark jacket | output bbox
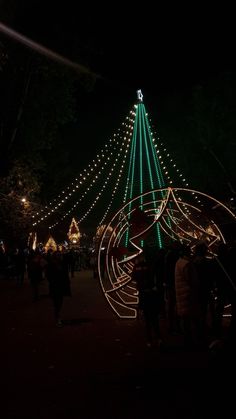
[165,241,181,334]
[27,249,46,301]
[192,241,214,345]
[132,252,163,348]
[46,250,71,327]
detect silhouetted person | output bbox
[193,241,213,346]
[153,247,166,318]
[0,246,8,279]
[132,252,163,348]
[165,241,181,334]
[175,244,200,349]
[12,247,26,286]
[215,243,236,344]
[27,249,46,301]
[100,248,106,279]
[67,249,76,278]
[46,250,71,327]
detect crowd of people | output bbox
[1,239,236,346]
[0,245,93,326]
[131,240,236,351]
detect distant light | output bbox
[137,89,143,102]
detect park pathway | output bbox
[1,269,231,418]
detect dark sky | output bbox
[1,1,235,236]
[1,1,235,144]
[1,1,235,179]
[3,1,235,100]
[6,2,233,143]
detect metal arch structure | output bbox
[97,187,236,318]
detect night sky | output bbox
[17,5,234,159]
[3,2,234,106]
[1,1,235,211]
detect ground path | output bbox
[1,269,233,418]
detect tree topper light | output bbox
[137,89,143,102]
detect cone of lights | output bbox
[68,217,81,244]
[30,92,236,317]
[32,90,196,242]
[45,235,57,252]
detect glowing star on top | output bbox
[137,89,143,102]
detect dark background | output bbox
[0,0,235,243]
[2,1,235,112]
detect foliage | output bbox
[0,160,41,246]
[158,72,236,201]
[188,73,236,198]
[0,40,93,244]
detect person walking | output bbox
[175,244,200,349]
[46,250,71,327]
[132,251,163,348]
[27,248,46,301]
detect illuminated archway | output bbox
[97,187,236,318]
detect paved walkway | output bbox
[1,270,233,418]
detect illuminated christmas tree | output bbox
[31,91,236,320]
[67,217,81,245]
[121,90,167,248]
[32,90,192,248]
[44,235,57,252]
